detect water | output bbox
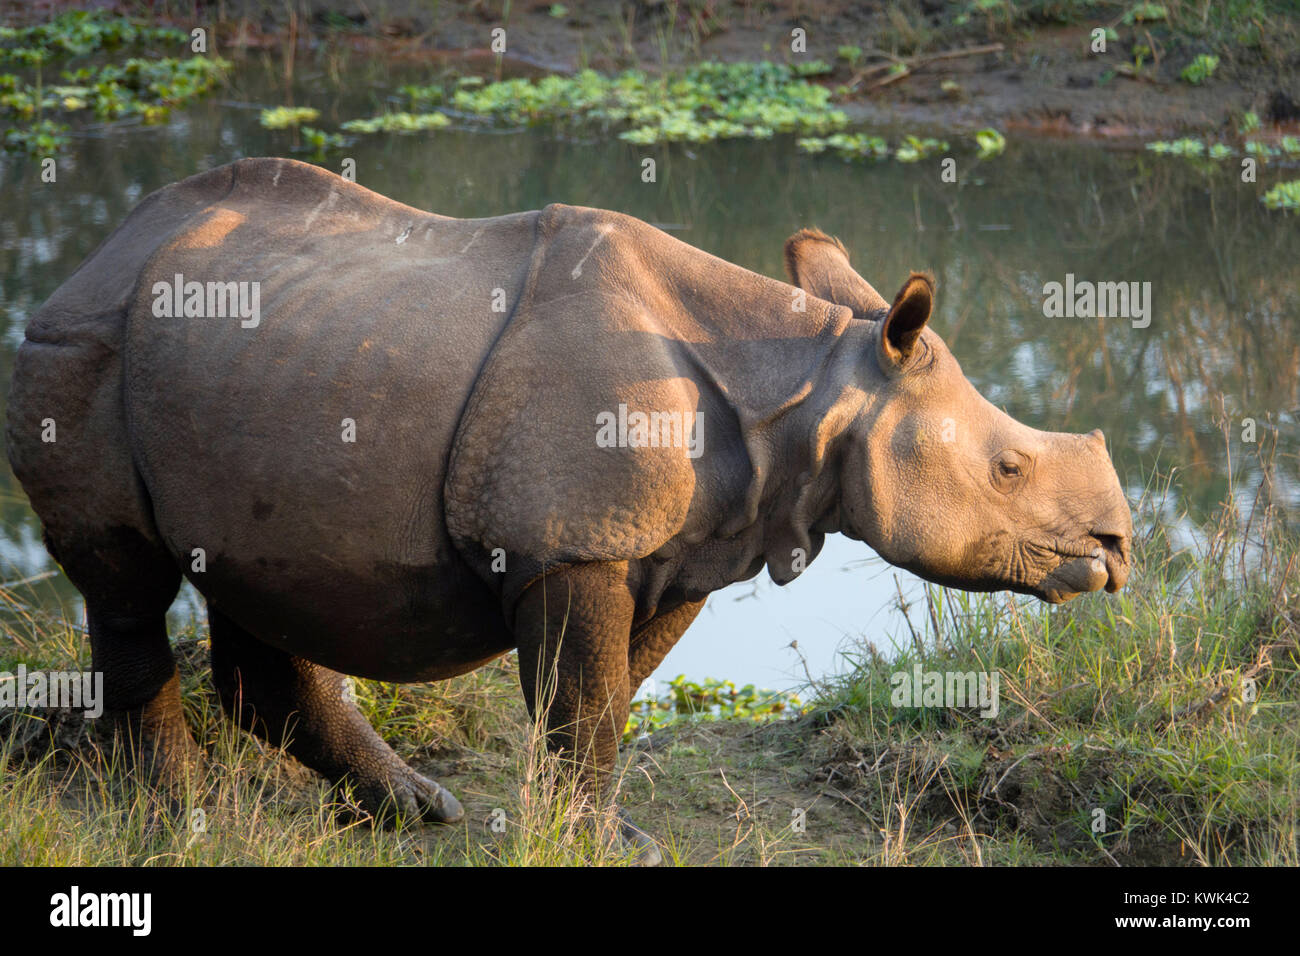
[2,55,1297,690]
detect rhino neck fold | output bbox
[729,320,871,586]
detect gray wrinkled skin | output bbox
[5,158,1131,853]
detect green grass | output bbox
[1180,52,1220,84]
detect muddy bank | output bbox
[7,1,1296,140]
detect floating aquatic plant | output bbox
[624,675,801,741]
[298,126,347,157]
[0,12,224,154]
[397,62,849,145]
[797,132,889,159]
[1146,138,1205,156]
[0,10,187,63]
[974,127,1006,157]
[894,134,949,163]
[1145,135,1300,170]
[1145,138,1246,163]
[400,83,443,108]
[260,106,320,129]
[798,130,991,164]
[1262,180,1300,212]
[3,117,67,154]
[345,62,1009,162]
[340,111,451,134]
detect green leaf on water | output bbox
[1262,180,1300,212]
[259,106,320,129]
[340,111,451,134]
[975,127,1006,157]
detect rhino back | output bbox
[122,158,536,676]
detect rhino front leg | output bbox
[208,608,463,827]
[515,562,667,862]
[514,562,634,799]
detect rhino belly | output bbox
[192,541,515,682]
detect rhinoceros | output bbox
[6,157,1131,860]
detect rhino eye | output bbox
[990,451,1030,493]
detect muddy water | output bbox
[1,56,1296,689]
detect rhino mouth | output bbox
[1035,535,1129,604]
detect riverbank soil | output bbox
[5,1,1296,138]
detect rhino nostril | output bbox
[1093,533,1127,563]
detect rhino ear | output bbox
[783,228,889,318]
[879,272,934,368]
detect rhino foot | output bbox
[615,809,663,867]
[209,608,464,829]
[84,617,205,804]
[574,806,662,865]
[339,765,465,828]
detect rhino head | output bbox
[786,229,1132,603]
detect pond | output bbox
[1,55,1296,691]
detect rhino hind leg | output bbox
[73,533,201,788]
[207,608,463,827]
[87,612,202,789]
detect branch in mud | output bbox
[845,43,1006,93]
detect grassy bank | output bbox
[810,479,1298,865]
[2,461,1296,866]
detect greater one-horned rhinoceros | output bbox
[6,157,1131,858]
